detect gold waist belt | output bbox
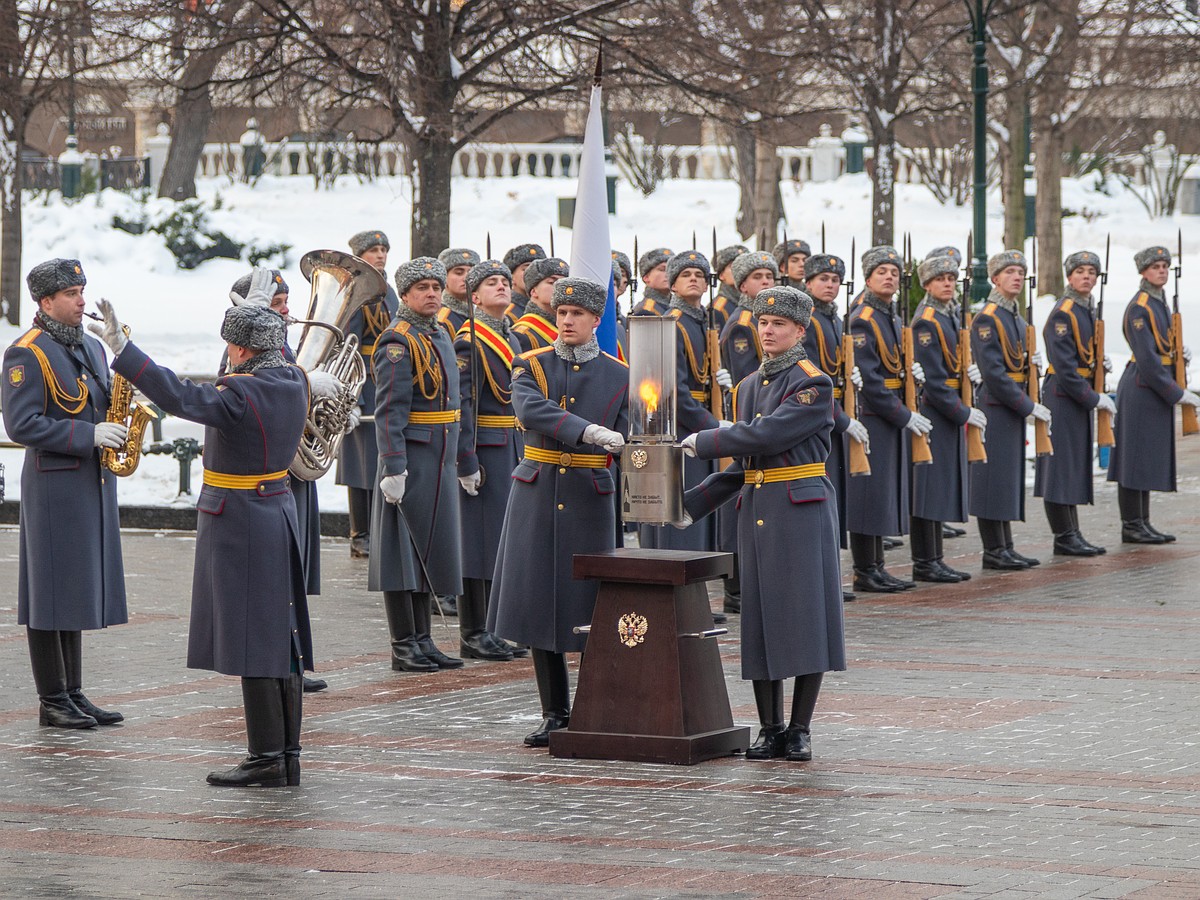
[743,463,826,486]
[408,410,461,424]
[476,415,517,428]
[1005,371,1028,383]
[690,390,708,401]
[360,341,377,356]
[524,446,609,468]
[832,387,844,399]
[1045,366,1092,377]
[945,378,961,388]
[883,378,903,389]
[203,469,289,490]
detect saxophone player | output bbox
[1,259,129,729]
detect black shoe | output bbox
[878,568,916,590]
[1007,549,1040,567]
[1078,536,1107,555]
[942,524,966,539]
[524,715,568,747]
[912,561,960,583]
[67,690,123,725]
[853,568,903,594]
[285,755,300,787]
[712,610,728,625]
[390,636,438,672]
[882,536,904,550]
[206,755,288,788]
[460,631,515,661]
[1053,532,1102,557]
[416,636,464,669]
[784,725,812,762]
[936,561,971,581]
[842,591,857,603]
[1122,520,1167,544]
[1144,522,1176,543]
[434,596,458,617]
[723,593,741,614]
[302,676,328,693]
[982,549,1029,570]
[504,641,531,659]
[38,693,97,729]
[745,725,787,760]
[349,535,370,559]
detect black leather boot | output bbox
[1054,531,1102,557]
[29,628,96,729]
[435,595,458,617]
[525,649,570,747]
[459,579,513,661]
[61,630,123,724]
[876,535,915,589]
[1047,503,1099,556]
[348,487,371,558]
[1140,490,1175,542]
[282,672,303,786]
[723,559,741,614]
[980,519,1028,570]
[933,527,970,580]
[1068,507,1106,555]
[784,673,823,762]
[1003,521,1040,566]
[414,593,463,669]
[851,533,900,592]
[207,677,288,788]
[302,676,328,692]
[912,518,958,582]
[384,591,436,672]
[746,679,786,760]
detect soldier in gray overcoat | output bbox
[684,285,844,764]
[436,246,480,341]
[502,243,546,325]
[488,277,629,748]
[709,244,748,332]
[370,257,464,672]
[98,296,316,788]
[638,252,730,557]
[1107,245,1200,542]
[1034,251,1114,555]
[512,257,570,353]
[2,259,128,729]
[969,251,1052,569]
[846,247,929,593]
[338,230,400,559]
[909,255,984,582]
[629,246,673,316]
[454,259,526,662]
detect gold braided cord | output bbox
[811,318,842,374]
[363,302,391,339]
[920,312,961,375]
[405,332,443,400]
[1060,303,1095,370]
[865,316,902,375]
[477,341,511,404]
[674,318,711,388]
[27,342,89,414]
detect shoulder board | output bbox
[15,328,43,348]
[982,303,997,316]
[798,359,822,378]
[713,297,727,312]
[666,308,683,319]
[455,322,473,339]
[220,372,254,379]
[1061,298,1074,313]
[1136,292,1150,308]
[920,307,936,321]
[519,345,557,361]
[738,310,752,326]
[392,321,412,334]
[436,307,451,322]
[602,351,629,368]
[860,306,875,320]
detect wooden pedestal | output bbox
[549,549,750,765]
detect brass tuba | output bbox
[101,323,159,476]
[288,249,387,481]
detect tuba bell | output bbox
[288,249,387,481]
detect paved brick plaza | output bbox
[1,440,1199,898]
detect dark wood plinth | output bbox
[550,549,749,765]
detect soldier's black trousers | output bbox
[910,517,943,563]
[530,649,570,719]
[1118,486,1150,524]
[347,487,371,539]
[978,517,1007,553]
[1044,501,1074,536]
[849,532,887,572]
[27,628,84,698]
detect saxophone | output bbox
[101,325,159,476]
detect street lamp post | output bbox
[57,0,87,199]
[965,0,995,304]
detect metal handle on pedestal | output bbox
[678,628,728,639]
[572,625,592,634]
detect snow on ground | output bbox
[2,172,1198,508]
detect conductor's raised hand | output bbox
[87,298,127,355]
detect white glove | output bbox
[380,472,406,505]
[672,511,694,530]
[845,418,869,451]
[1030,402,1052,423]
[911,361,926,385]
[905,411,933,435]
[306,369,341,399]
[967,363,982,386]
[967,407,987,431]
[229,266,274,307]
[1185,346,1193,365]
[1178,391,1200,408]
[850,366,863,389]
[1095,393,1116,415]
[1030,350,1045,370]
[1103,355,1113,373]
[458,470,481,496]
[681,434,698,458]
[717,419,733,429]
[86,298,128,355]
[582,423,625,453]
[343,406,362,435]
[93,421,129,449]
[714,368,733,390]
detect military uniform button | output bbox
[559,452,572,465]
[757,519,764,526]
[755,413,762,418]
[762,379,769,385]
[573,365,580,371]
[570,397,575,403]
[557,503,565,510]
[559,468,567,474]
[81,373,88,380]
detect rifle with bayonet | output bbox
[962,233,987,462]
[1172,228,1198,435]
[1094,236,1115,448]
[705,227,726,423]
[1027,236,1053,456]
[901,234,933,465]
[844,237,871,476]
